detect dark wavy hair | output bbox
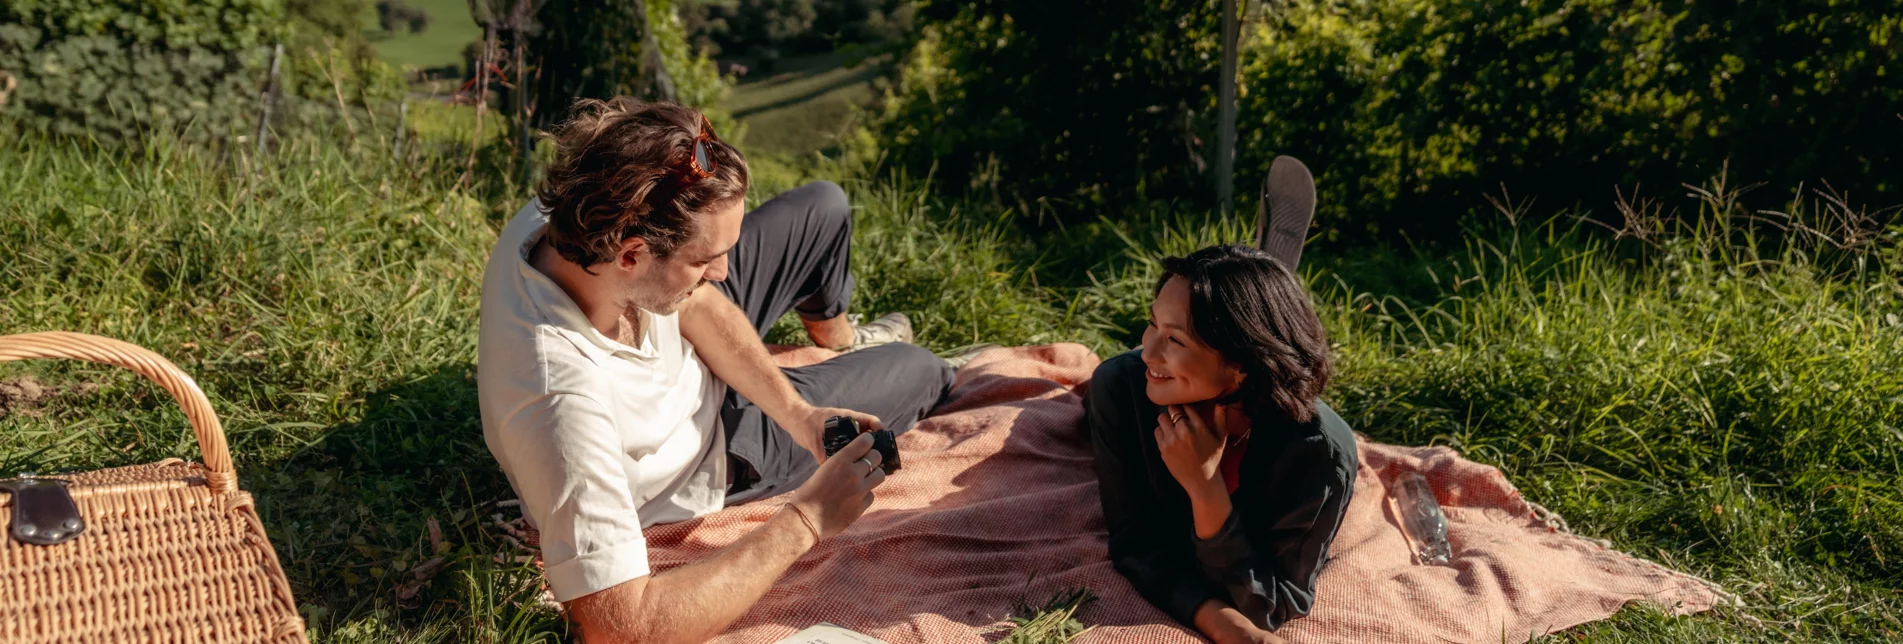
[535,98,749,269]
[1156,245,1331,423]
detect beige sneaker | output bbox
[846,312,915,351]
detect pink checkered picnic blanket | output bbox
[542,344,1727,642]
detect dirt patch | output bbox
[0,376,50,416]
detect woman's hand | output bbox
[1235,626,1289,644]
[1194,600,1289,644]
[1155,403,1226,500]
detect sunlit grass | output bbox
[2,127,1898,641]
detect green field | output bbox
[3,110,1899,640]
[723,51,886,158]
[361,5,886,159]
[6,0,1899,640]
[363,0,482,73]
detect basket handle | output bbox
[0,332,236,494]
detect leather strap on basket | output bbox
[0,332,237,494]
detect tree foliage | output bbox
[526,0,729,126]
[1243,0,1903,236]
[874,0,1228,216]
[878,0,1903,235]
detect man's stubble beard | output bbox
[622,271,708,317]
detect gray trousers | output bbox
[714,181,956,504]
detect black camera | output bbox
[821,416,901,474]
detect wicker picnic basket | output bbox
[0,332,306,643]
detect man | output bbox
[477,98,955,642]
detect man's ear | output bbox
[615,236,649,271]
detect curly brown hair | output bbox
[536,98,749,269]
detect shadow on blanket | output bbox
[628,344,1727,643]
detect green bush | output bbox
[0,0,282,142]
[1240,0,1903,237]
[877,0,1903,236]
[279,0,381,113]
[0,0,401,145]
[874,0,1226,215]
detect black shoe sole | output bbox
[1254,155,1316,272]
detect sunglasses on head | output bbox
[687,114,720,179]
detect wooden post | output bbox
[394,99,409,164]
[460,23,494,188]
[514,0,533,190]
[253,43,283,167]
[636,0,677,102]
[1215,0,1240,215]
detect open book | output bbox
[772,623,890,644]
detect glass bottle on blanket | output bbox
[1393,472,1453,565]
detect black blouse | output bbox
[1083,350,1358,631]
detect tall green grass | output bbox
[0,129,1111,641]
[0,131,559,640]
[2,126,1898,642]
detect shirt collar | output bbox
[512,212,657,361]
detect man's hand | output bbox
[787,404,885,463]
[786,433,888,538]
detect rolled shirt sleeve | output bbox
[492,393,651,601]
[1189,447,1346,631]
[1191,509,1270,622]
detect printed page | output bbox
[772,623,890,644]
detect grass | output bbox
[362,0,482,73]
[0,130,556,640]
[0,125,1110,641]
[2,119,1900,643]
[992,589,1097,643]
[723,51,887,158]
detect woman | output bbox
[1084,244,1358,644]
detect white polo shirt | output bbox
[477,200,728,602]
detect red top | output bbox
[1220,434,1250,494]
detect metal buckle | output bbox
[1,477,85,546]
